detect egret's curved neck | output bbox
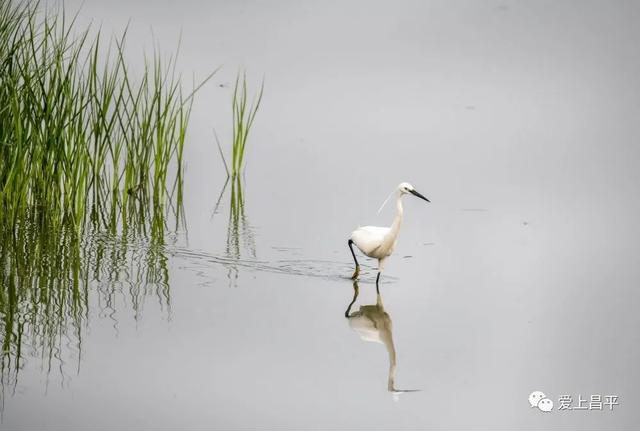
[389,192,404,236]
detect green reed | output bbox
[0,1,209,231]
[220,72,263,178]
[0,0,205,402]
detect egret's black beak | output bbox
[409,189,430,202]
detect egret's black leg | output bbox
[375,272,381,294]
[348,239,360,279]
[345,280,360,318]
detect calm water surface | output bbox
[2,1,640,429]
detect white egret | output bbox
[348,182,429,284]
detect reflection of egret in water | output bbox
[345,281,419,396]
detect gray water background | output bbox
[3,0,640,429]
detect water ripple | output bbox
[171,246,396,285]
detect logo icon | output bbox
[529,390,554,412]
[538,398,554,412]
[528,391,546,407]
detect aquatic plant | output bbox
[211,73,262,275]
[0,1,212,231]
[217,72,263,178]
[0,0,205,403]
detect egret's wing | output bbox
[350,226,389,255]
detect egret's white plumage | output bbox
[350,226,391,257]
[348,182,429,282]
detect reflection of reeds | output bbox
[226,176,256,259]
[214,177,256,264]
[0,194,179,403]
